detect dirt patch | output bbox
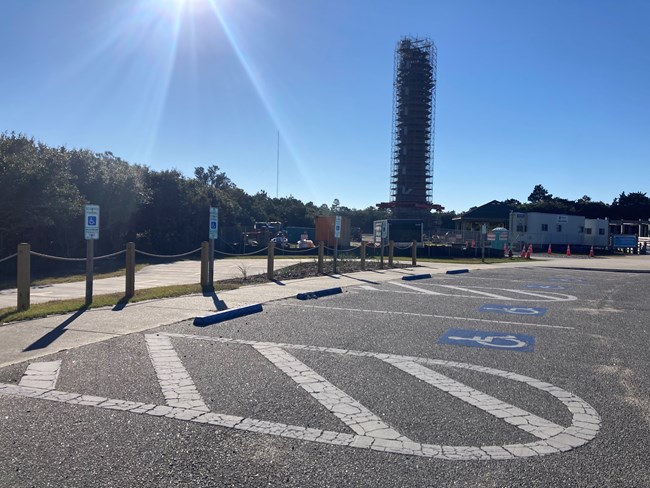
[217,260,411,286]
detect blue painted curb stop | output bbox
[446,269,469,275]
[194,303,263,327]
[402,273,432,281]
[296,287,343,300]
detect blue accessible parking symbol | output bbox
[526,284,566,290]
[479,304,546,316]
[438,328,535,352]
[87,216,97,226]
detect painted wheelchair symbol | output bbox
[446,334,528,349]
[526,284,566,290]
[481,306,541,315]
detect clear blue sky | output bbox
[2,0,649,213]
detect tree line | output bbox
[1,133,648,259]
[0,133,396,258]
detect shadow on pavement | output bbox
[203,289,228,311]
[111,296,130,312]
[23,306,88,352]
[338,275,380,285]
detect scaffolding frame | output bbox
[379,37,442,216]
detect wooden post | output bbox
[388,240,394,267]
[208,238,215,285]
[200,241,210,289]
[317,241,324,274]
[17,243,30,311]
[360,241,366,271]
[267,241,275,280]
[125,242,135,298]
[412,240,417,266]
[85,239,94,306]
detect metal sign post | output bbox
[333,216,341,274]
[481,224,486,263]
[84,205,100,306]
[209,207,218,287]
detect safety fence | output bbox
[1,240,420,312]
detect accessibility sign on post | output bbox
[84,205,100,240]
[334,215,341,239]
[438,328,535,352]
[209,207,218,239]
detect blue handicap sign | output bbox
[87,216,97,226]
[210,221,217,229]
[479,304,547,317]
[526,284,566,290]
[438,328,534,352]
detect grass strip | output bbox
[0,282,239,325]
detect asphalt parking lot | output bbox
[1,266,649,487]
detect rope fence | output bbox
[135,248,201,259]
[215,247,269,257]
[30,251,87,262]
[279,247,319,254]
[0,253,17,263]
[94,249,127,260]
[323,246,359,253]
[5,238,422,312]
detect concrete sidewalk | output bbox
[0,257,309,309]
[1,255,648,369]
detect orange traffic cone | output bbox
[520,245,526,258]
[589,245,594,257]
[526,244,532,259]
[547,243,552,255]
[566,244,571,257]
[503,243,507,256]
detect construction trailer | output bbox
[508,212,609,249]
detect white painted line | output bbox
[19,360,62,390]
[424,284,578,302]
[276,303,574,330]
[492,289,573,301]
[385,282,577,302]
[382,359,565,439]
[0,334,599,461]
[389,282,446,295]
[254,345,412,441]
[426,284,516,300]
[145,334,210,412]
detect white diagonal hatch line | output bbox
[253,344,413,442]
[381,357,565,440]
[145,334,210,412]
[432,285,518,299]
[389,282,446,295]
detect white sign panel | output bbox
[334,215,341,239]
[209,207,219,239]
[374,222,383,245]
[84,205,100,240]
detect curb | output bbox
[194,304,263,327]
[296,287,343,300]
[446,269,469,275]
[402,273,432,281]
